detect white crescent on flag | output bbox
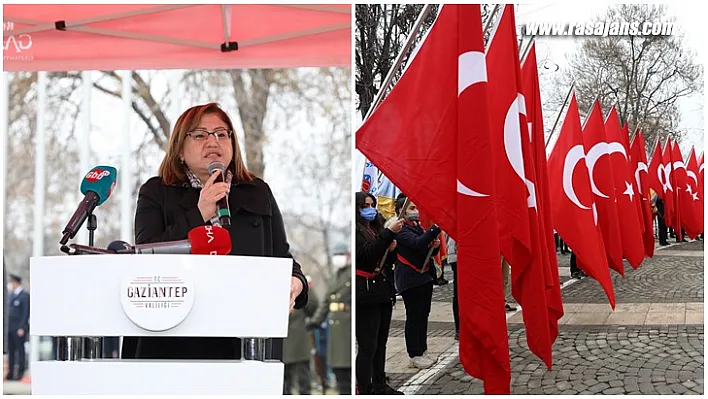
[585,141,626,198]
[503,93,536,208]
[457,50,489,198]
[634,162,648,194]
[563,145,591,211]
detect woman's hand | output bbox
[430,239,441,248]
[197,171,230,222]
[388,218,404,233]
[388,240,397,251]
[289,276,304,313]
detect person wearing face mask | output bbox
[355,192,404,395]
[121,103,308,361]
[393,194,441,370]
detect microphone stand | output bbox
[82,210,103,360]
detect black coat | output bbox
[8,289,29,339]
[121,176,308,360]
[394,222,440,294]
[355,224,396,305]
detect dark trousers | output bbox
[355,301,392,394]
[333,368,351,395]
[658,216,669,244]
[451,262,460,333]
[284,361,311,395]
[400,282,434,358]
[6,332,26,380]
[570,253,580,276]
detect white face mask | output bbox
[332,254,348,269]
[7,284,13,292]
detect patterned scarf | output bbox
[184,167,233,227]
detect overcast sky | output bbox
[516,2,704,155]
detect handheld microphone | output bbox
[67,244,117,255]
[60,166,118,245]
[207,161,231,229]
[108,225,231,255]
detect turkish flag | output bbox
[548,94,616,308]
[672,142,701,238]
[357,5,511,393]
[521,42,564,355]
[629,131,655,258]
[581,101,625,276]
[686,148,704,235]
[486,6,553,370]
[603,107,644,268]
[699,153,704,192]
[648,139,665,201]
[662,137,677,232]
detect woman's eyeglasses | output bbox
[186,128,232,141]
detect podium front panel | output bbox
[31,359,284,394]
[30,254,292,337]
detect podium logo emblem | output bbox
[120,275,195,331]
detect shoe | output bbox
[422,351,438,364]
[505,303,517,312]
[659,241,670,246]
[455,331,459,341]
[409,356,435,369]
[571,272,581,279]
[437,277,449,285]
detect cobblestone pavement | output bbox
[561,253,703,304]
[384,240,704,395]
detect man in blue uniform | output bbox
[6,273,29,381]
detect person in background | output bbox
[355,192,404,394]
[393,195,440,369]
[6,273,29,381]
[284,280,319,395]
[445,236,460,341]
[309,244,352,395]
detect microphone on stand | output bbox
[107,225,232,255]
[60,166,118,251]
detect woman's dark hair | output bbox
[395,192,407,216]
[356,192,384,237]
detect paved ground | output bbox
[385,239,704,395]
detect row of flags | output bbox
[356,4,704,394]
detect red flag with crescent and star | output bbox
[581,101,625,276]
[521,42,564,349]
[548,93,616,308]
[603,107,644,268]
[487,5,554,370]
[356,4,511,393]
[629,130,655,258]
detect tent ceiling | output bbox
[3,4,351,71]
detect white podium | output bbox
[30,254,293,394]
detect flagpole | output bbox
[545,81,575,148]
[376,198,411,272]
[519,34,536,64]
[361,4,436,123]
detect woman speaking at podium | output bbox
[121,102,308,360]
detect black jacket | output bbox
[8,289,29,339]
[394,222,441,294]
[355,224,396,305]
[121,176,308,360]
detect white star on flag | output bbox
[623,181,634,202]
